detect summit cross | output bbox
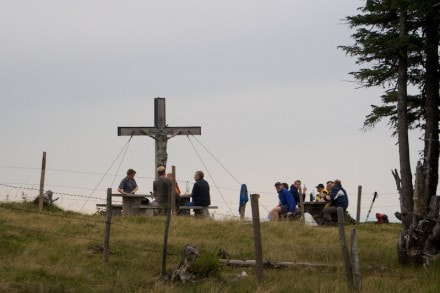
[118,97,201,175]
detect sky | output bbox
[0,0,427,222]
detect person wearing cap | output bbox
[118,169,139,195]
[150,166,172,212]
[269,182,296,221]
[315,183,326,202]
[322,179,349,222]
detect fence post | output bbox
[162,176,173,277]
[38,151,47,212]
[239,204,246,220]
[250,194,263,287]
[299,189,305,223]
[351,229,362,290]
[356,185,362,224]
[338,207,353,288]
[171,166,176,215]
[103,188,113,263]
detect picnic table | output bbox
[303,201,326,224]
[112,193,154,216]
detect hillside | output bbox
[1,202,440,292]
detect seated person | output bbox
[167,172,189,215]
[269,182,296,221]
[315,183,329,203]
[322,179,349,222]
[186,170,211,215]
[290,180,306,206]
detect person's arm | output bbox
[132,186,139,194]
[175,182,181,196]
[287,193,295,213]
[118,179,126,194]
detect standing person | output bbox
[270,182,296,221]
[150,166,172,213]
[118,169,139,195]
[187,170,211,215]
[322,179,349,222]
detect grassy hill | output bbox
[1,202,440,292]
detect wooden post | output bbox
[171,166,176,215]
[38,151,46,212]
[103,188,112,263]
[299,188,305,223]
[356,185,362,224]
[162,179,172,277]
[338,207,353,288]
[239,204,246,220]
[351,229,362,290]
[250,194,263,287]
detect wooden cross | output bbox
[118,97,201,175]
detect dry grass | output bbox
[1,202,440,292]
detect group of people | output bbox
[117,167,211,214]
[270,179,349,223]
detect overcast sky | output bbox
[0,1,426,221]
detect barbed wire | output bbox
[0,164,402,195]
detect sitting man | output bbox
[269,182,296,221]
[322,179,349,223]
[186,170,211,216]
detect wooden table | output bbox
[112,193,154,216]
[303,202,326,224]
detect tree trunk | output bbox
[397,7,413,226]
[396,6,416,264]
[423,5,440,214]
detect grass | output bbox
[1,202,440,292]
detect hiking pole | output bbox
[365,192,378,222]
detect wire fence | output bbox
[0,163,403,222]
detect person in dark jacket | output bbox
[322,179,349,222]
[187,170,211,207]
[289,179,306,207]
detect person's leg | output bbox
[270,206,281,221]
[323,206,337,222]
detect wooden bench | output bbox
[96,203,123,216]
[178,206,218,218]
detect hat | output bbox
[274,182,282,186]
[315,183,324,189]
[157,166,166,172]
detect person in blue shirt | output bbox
[269,182,296,221]
[118,169,138,195]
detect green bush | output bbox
[193,254,221,279]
